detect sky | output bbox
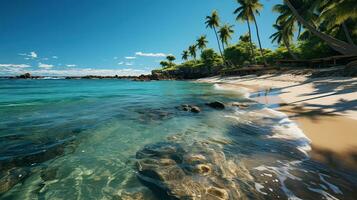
[0,0,281,76]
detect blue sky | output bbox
[0,0,281,76]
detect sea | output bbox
[0,79,356,199]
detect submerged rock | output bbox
[190,106,201,113]
[206,101,225,110]
[177,104,201,113]
[136,108,174,123]
[0,168,29,194]
[135,141,247,199]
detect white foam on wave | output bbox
[213,82,311,156]
[255,162,304,200]
[213,83,250,98]
[225,106,311,156]
[261,107,311,155]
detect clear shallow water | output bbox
[0,79,356,199]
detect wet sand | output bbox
[197,74,357,170]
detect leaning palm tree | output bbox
[234,0,267,65]
[270,23,299,60]
[283,0,357,55]
[188,45,197,60]
[273,3,302,38]
[196,35,208,53]
[205,11,224,59]
[319,0,356,45]
[218,24,234,51]
[181,50,189,61]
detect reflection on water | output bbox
[0,79,356,199]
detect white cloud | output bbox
[38,63,54,69]
[19,51,38,59]
[66,64,77,67]
[0,64,31,68]
[30,52,38,58]
[52,56,58,59]
[135,52,167,57]
[125,56,136,60]
[118,62,134,66]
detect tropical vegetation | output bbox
[153,0,357,79]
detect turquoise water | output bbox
[0,79,356,199]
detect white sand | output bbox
[197,74,357,120]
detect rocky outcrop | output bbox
[206,101,225,110]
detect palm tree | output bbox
[273,3,302,37]
[319,0,356,45]
[218,24,234,51]
[196,35,208,53]
[270,23,299,60]
[234,0,255,63]
[166,55,176,66]
[188,45,197,60]
[182,50,189,61]
[205,11,224,59]
[284,0,357,55]
[234,0,267,65]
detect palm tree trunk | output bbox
[213,26,223,57]
[246,20,256,63]
[284,0,357,55]
[251,11,267,66]
[342,22,355,46]
[283,39,299,60]
[213,26,225,63]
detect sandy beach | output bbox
[197,74,357,170]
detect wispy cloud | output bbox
[118,62,134,66]
[0,64,31,68]
[52,56,58,59]
[66,64,77,67]
[135,52,167,57]
[125,56,136,60]
[1,68,147,76]
[0,64,32,75]
[19,51,38,59]
[38,63,54,69]
[113,56,118,60]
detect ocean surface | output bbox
[0,79,356,199]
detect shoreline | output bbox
[197,74,357,170]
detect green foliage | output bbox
[166,55,176,62]
[188,45,197,59]
[201,48,221,65]
[196,35,208,51]
[218,24,234,48]
[181,50,189,61]
[223,37,256,66]
[159,61,170,68]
